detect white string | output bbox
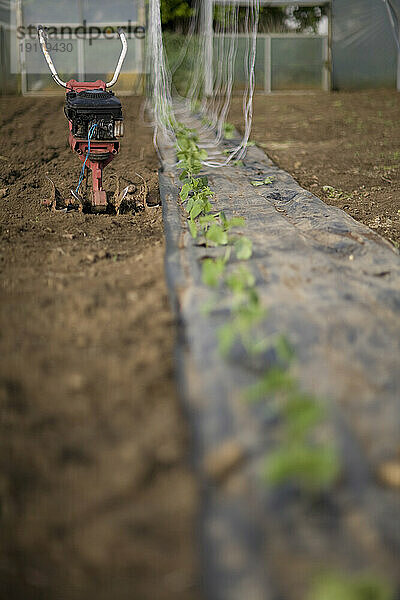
[146,0,261,169]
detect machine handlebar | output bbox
[37,25,67,88]
[37,26,128,89]
[106,28,128,88]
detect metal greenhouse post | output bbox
[382,0,400,90]
[203,0,213,96]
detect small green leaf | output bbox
[226,216,246,230]
[186,195,195,213]
[179,182,191,202]
[219,210,228,227]
[283,393,325,438]
[251,177,274,186]
[203,199,213,213]
[206,224,228,246]
[202,258,225,287]
[246,367,296,402]
[263,443,340,491]
[198,214,219,225]
[218,322,236,356]
[188,218,197,238]
[308,572,394,600]
[193,176,209,188]
[223,246,232,263]
[234,236,253,260]
[199,148,208,160]
[190,197,205,219]
[275,335,295,363]
[225,266,255,293]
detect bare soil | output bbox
[230,90,400,247]
[0,97,200,600]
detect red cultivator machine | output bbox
[37,25,128,212]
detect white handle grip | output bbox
[106,28,128,88]
[37,25,67,88]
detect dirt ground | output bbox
[0,97,200,600]
[230,90,400,247]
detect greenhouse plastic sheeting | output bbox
[213,35,266,90]
[0,2,18,94]
[213,34,327,92]
[21,0,138,25]
[271,36,325,90]
[332,0,399,89]
[6,0,145,94]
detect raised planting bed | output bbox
[159,123,400,600]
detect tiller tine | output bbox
[113,176,137,214]
[42,177,58,210]
[43,177,71,211]
[113,182,130,215]
[70,189,84,211]
[118,185,130,204]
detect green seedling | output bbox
[225,265,255,294]
[251,176,274,186]
[223,122,235,140]
[188,218,198,238]
[263,442,340,491]
[205,223,228,246]
[217,321,238,356]
[307,572,394,600]
[246,366,296,402]
[198,213,220,226]
[322,185,351,201]
[202,257,226,287]
[234,236,253,260]
[275,334,295,363]
[219,212,245,230]
[283,393,325,439]
[186,187,213,217]
[218,286,266,356]
[179,181,192,202]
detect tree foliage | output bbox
[161,0,193,29]
[161,0,327,34]
[289,5,328,33]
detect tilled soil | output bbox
[230,90,400,246]
[0,97,200,600]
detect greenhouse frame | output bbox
[1,0,399,95]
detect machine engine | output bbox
[64,89,124,140]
